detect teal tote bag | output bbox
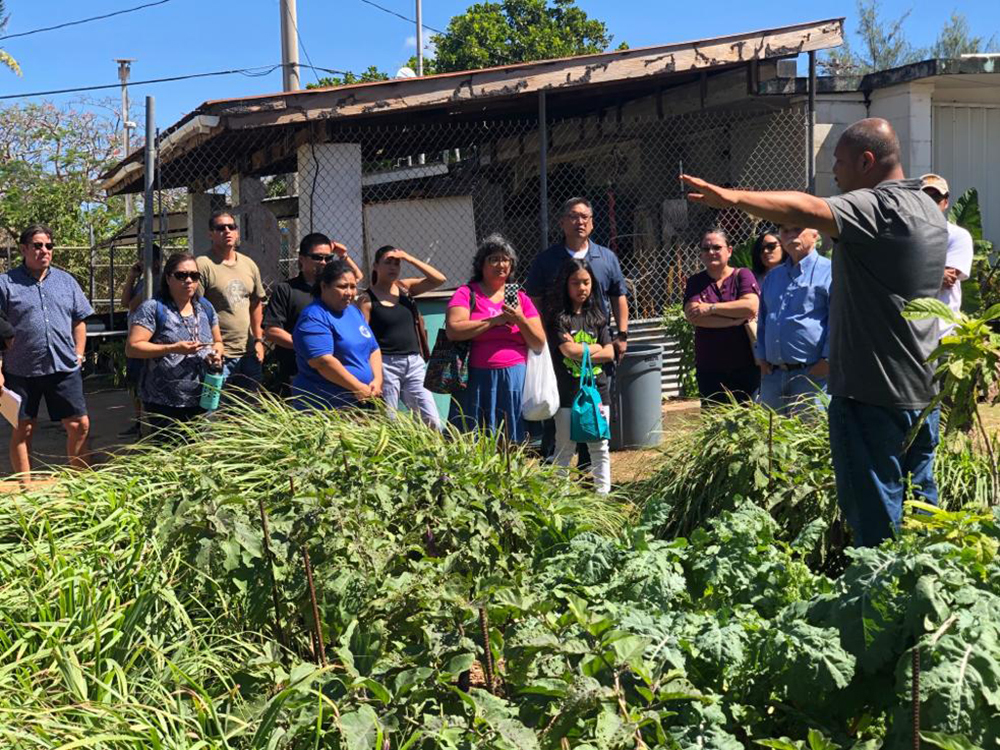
[570,347,611,443]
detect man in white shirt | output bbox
[920,173,974,336]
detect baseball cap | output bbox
[920,173,950,197]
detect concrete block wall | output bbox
[810,94,867,197]
[870,81,934,179]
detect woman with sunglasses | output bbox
[126,253,225,434]
[751,229,785,285]
[683,228,760,406]
[445,233,545,441]
[292,258,382,410]
[357,245,446,428]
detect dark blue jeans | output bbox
[221,353,263,403]
[828,396,940,548]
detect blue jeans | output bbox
[828,396,939,548]
[221,354,262,402]
[759,368,827,417]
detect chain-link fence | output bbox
[83,105,807,330]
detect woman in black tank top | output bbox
[357,245,447,428]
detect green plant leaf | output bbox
[921,731,986,750]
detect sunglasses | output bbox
[762,242,780,251]
[171,271,201,282]
[305,253,333,262]
[700,244,726,253]
[212,223,238,232]
[31,242,55,251]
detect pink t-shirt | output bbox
[447,283,540,369]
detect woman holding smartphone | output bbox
[126,252,224,435]
[445,233,545,441]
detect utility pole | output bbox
[115,59,136,221]
[415,0,424,76]
[279,0,300,91]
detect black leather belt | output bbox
[771,362,809,371]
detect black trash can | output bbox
[609,343,664,451]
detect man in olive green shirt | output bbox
[197,210,266,394]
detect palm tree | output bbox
[0,1,22,76]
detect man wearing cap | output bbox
[920,174,974,337]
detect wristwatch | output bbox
[616,330,629,341]
[253,337,264,344]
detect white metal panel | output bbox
[363,196,477,286]
[933,104,1000,244]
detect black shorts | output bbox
[4,370,88,422]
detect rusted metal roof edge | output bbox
[102,17,844,193]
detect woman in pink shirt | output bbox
[445,233,546,441]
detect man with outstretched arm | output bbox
[681,117,947,547]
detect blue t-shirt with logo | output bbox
[292,300,379,409]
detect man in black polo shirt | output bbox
[681,118,946,547]
[526,197,630,461]
[264,233,361,394]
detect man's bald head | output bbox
[839,118,901,167]
[832,118,905,192]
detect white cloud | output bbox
[405,35,417,48]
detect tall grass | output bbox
[0,396,626,748]
[637,401,996,565]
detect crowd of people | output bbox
[0,117,975,547]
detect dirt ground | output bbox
[0,377,136,490]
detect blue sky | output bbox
[1,0,998,128]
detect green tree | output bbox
[307,65,389,90]
[0,101,126,246]
[820,0,925,75]
[429,0,617,74]
[822,1,999,75]
[1,1,21,75]
[930,12,999,58]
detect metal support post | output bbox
[539,90,549,251]
[808,51,817,194]
[143,96,156,302]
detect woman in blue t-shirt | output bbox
[292,259,382,410]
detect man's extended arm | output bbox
[681,176,838,237]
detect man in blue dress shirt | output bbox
[0,225,94,480]
[754,224,832,416]
[525,197,630,460]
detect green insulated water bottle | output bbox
[200,360,224,411]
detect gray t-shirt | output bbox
[823,178,947,409]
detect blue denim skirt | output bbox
[449,363,527,442]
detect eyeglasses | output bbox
[171,271,201,282]
[700,244,726,253]
[305,253,333,262]
[212,223,238,232]
[762,242,780,251]
[31,242,55,251]
[486,255,512,266]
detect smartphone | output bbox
[504,283,520,307]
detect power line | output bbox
[0,64,282,101]
[0,0,175,42]
[0,63,357,102]
[356,0,445,35]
